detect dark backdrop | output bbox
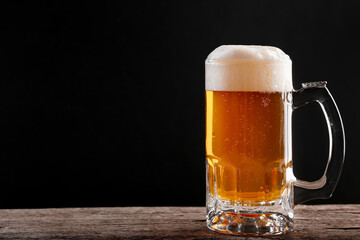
[1,1,359,208]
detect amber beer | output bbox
[205,45,293,205]
[206,90,288,203]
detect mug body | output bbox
[205,90,294,235]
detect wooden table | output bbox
[0,205,358,239]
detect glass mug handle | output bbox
[292,81,345,205]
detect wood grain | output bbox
[0,205,358,239]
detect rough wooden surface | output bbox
[0,205,358,239]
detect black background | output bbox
[1,1,359,208]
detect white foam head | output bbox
[205,45,293,92]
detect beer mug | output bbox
[205,45,345,235]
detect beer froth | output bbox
[205,45,293,92]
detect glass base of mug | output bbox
[206,194,294,235]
